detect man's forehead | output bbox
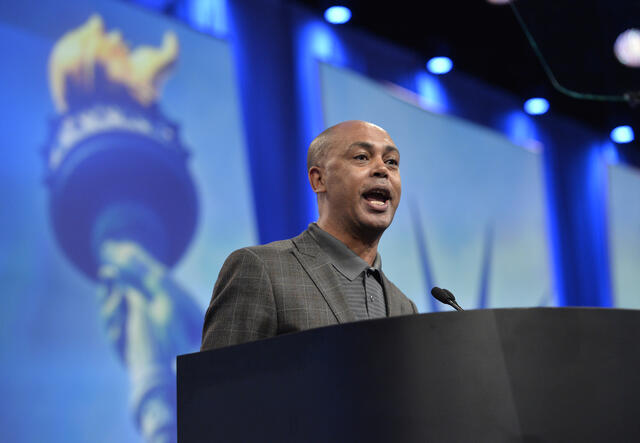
[331,121,396,147]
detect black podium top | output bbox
[178,308,640,442]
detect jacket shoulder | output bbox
[242,237,296,260]
[234,229,313,262]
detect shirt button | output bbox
[370,295,374,301]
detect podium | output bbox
[177,308,640,442]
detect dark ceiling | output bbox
[294,0,640,152]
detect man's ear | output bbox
[308,166,326,193]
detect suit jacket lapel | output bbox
[291,230,356,324]
[380,270,402,317]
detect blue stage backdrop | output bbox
[0,0,255,441]
[608,163,640,308]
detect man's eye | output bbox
[386,159,399,166]
[354,154,368,161]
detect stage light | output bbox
[426,57,453,75]
[524,97,549,115]
[610,125,634,144]
[487,0,512,4]
[324,6,351,24]
[614,28,640,67]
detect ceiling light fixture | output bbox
[524,97,549,115]
[610,125,635,144]
[426,57,453,75]
[324,6,351,25]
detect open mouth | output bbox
[362,188,391,208]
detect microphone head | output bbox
[430,287,451,305]
[431,287,463,311]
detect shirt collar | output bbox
[308,223,382,281]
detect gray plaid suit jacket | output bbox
[201,227,418,350]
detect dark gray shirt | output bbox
[308,223,387,320]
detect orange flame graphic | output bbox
[49,14,178,112]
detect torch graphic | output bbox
[43,15,202,442]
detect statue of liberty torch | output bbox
[43,15,202,442]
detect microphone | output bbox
[431,287,464,312]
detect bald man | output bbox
[201,121,417,350]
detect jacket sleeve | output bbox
[201,248,278,351]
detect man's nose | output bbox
[371,156,388,178]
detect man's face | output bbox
[316,122,401,235]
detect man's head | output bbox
[308,120,401,241]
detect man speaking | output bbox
[201,120,417,351]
